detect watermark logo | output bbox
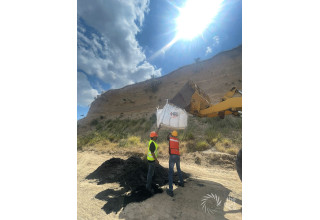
[201,193,222,215]
[201,193,238,215]
[170,112,179,118]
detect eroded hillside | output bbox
[78,46,242,129]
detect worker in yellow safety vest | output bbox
[146,131,160,194]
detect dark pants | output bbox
[168,154,183,191]
[146,162,155,190]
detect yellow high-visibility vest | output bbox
[147,140,158,161]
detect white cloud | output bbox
[213,35,220,46]
[206,46,212,55]
[205,35,220,56]
[77,72,99,107]
[77,0,161,94]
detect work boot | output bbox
[178,182,184,187]
[166,189,174,197]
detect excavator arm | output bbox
[169,80,242,181]
[170,80,242,119]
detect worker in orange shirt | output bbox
[166,130,184,197]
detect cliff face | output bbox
[79,45,242,126]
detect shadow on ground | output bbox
[117,178,242,220]
[86,156,190,214]
[86,156,242,219]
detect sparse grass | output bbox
[204,115,242,149]
[118,139,129,147]
[90,119,99,126]
[226,147,239,155]
[221,138,232,147]
[185,140,210,152]
[181,117,196,141]
[179,142,187,155]
[78,113,241,156]
[158,142,169,158]
[127,136,141,145]
[214,141,240,155]
[185,141,196,152]
[181,130,194,141]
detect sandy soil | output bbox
[78,151,242,220]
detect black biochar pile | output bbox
[86,156,190,214]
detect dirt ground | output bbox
[78,151,242,220]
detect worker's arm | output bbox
[167,133,171,155]
[156,124,162,134]
[152,152,159,164]
[150,142,159,164]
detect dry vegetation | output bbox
[77,114,241,157]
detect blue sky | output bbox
[77,0,242,120]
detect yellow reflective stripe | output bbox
[169,139,179,142]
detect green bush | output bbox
[196,141,210,151]
[182,130,194,141]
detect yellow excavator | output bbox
[170,80,242,181]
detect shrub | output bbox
[226,147,239,155]
[222,138,232,147]
[214,142,239,155]
[196,141,210,151]
[186,141,209,152]
[215,143,226,153]
[118,139,128,147]
[96,122,104,131]
[186,141,196,152]
[205,130,221,143]
[108,134,116,142]
[128,136,141,145]
[182,130,194,141]
[90,119,99,126]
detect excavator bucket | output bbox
[170,80,211,114]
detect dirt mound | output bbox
[86,156,190,214]
[208,153,236,168]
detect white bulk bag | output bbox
[156,101,188,129]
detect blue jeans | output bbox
[146,162,155,190]
[168,154,183,191]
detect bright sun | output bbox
[175,0,224,40]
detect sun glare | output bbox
[175,0,224,40]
